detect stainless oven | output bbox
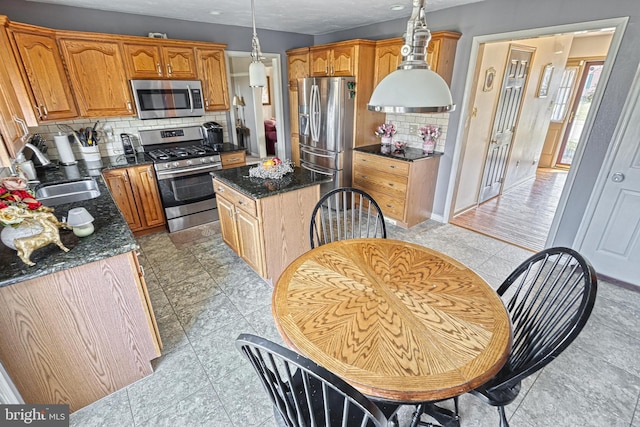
[131,79,205,120]
[139,126,222,232]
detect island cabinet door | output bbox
[235,208,266,278]
[216,194,240,253]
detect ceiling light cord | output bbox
[400,0,431,69]
[249,0,267,87]
[251,0,263,62]
[367,0,455,114]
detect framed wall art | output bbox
[262,76,271,105]
[483,67,496,92]
[537,63,554,98]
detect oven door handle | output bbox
[156,163,222,179]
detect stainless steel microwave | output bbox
[130,79,205,120]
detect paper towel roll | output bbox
[54,134,77,165]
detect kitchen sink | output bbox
[35,178,101,207]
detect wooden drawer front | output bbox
[353,152,410,175]
[222,154,245,166]
[353,166,407,200]
[368,190,405,220]
[214,180,257,217]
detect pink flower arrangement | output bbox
[419,125,441,142]
[374,123,397,138]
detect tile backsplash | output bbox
[27,113,229,161]
[382,112,450,152]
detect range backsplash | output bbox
[27,113,230,162]
[382,112,450,152]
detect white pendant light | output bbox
[249,0,267,87]
[368,0,455,113]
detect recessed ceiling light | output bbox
[209,11,221,15]
[390,5,405,11]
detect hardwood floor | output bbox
[451,168,568,252]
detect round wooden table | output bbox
[272,238,512,403]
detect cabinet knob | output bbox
[42,105,48,117]
[167,63,173,76]
[389,165,396,169]
[157,63,162,76]
[388,183,395,187]
[34,105,43,120]
[217,186,225,192]
[127,101,133,111]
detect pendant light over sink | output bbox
[249,0,267,87]
[367,0,455,113]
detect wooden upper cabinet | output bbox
[9,25,78,122]
[123,43,197,79]
[373,38,403,88]
[331,44,356,76]
[197,47,229,111]
[123,43,164,78]
[162,45,197,79]
[310,42,355,77]
[287,47,309,87]
[373,31,461,86]
[59,38,134,117]
[0,18,32,165]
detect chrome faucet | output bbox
[14,142,52,167]
[10,142,51,180]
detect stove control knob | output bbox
[200,158,208,164]
[186,160,192,166]
[209,156,217,162]
[173,162,180,168]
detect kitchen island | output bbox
[212,165,331,284]
[0,157,161,412]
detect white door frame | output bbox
[225,51,286,160]
[445,17,628,247]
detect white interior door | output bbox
[579,68,640,286]
[479,46,534,203]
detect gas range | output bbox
[138,125,223,233]
[139,126,222,172]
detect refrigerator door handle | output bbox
[310,84,321,143]
[300,145,337,159]
[301,162,335,177]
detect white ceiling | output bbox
[24,0,483,35]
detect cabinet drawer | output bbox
[353,152,410,175]
[221,151,246,168]
[353,166,407,199]
[367,190,405,220]
[213,180,257,217]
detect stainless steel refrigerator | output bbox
[298,76,356,195]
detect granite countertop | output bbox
[211,165,332,199]
[0,156,147,288]
[355,144,444,162]
[217,143,245,154]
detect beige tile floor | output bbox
[70,220,640,427]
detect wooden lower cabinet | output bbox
[0,251,161,412]
[353,151,440,228]
[220,150,246,169]
[214,179,320,283]
[102,164,166,235]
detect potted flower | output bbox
[375,123,396,146]
[419,125,441,154]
